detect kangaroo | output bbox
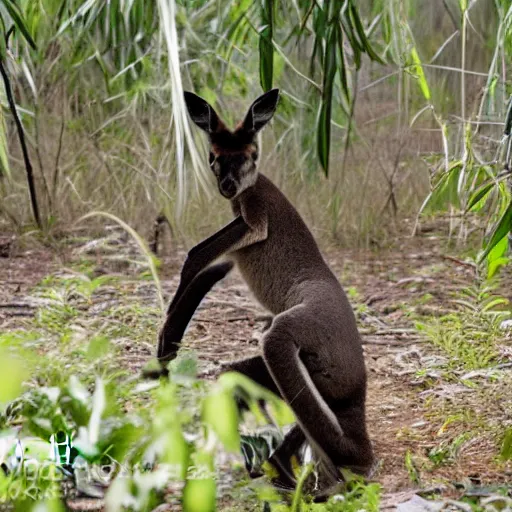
[157,89,374,495]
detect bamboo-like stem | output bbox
[0,59,41,229]
[461,8,467,127]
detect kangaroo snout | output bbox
[219,177,237,198]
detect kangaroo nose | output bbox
[219,178,236,198]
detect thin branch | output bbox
[52,115,66,209]
[0,59,41,229]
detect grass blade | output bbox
[78,211,165,312]
[0,83,10,179]
[157,0,211,217]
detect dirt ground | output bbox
[1,220,511,510]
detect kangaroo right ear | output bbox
[184,91,220,133]
[243,88,280,134]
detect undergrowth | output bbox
[405,282,512,489]
[0,263,382,510]
[416,285,511,371]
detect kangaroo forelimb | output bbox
[167,216,249,316]
[158,261,234,363]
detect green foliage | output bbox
[0,0,37,52]
[271,477,381,511]
[501,428,512,460]
[480,199,512,263]
[404,450,420,484]
[416,285,510,371]
[312,0,382,175]
[0,348,29,408]
[416,2,512,272]
[428,432,473,466]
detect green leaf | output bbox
[217,372,295,425]
[467,182,494,211]
[98,421,144,463]
[487,256,509,280]
[422,162,462,212]
[317,25,337,175]
[162,428,189,479]
[0,349,28,408]
[341,15,361,69]
[480,200,512,263]
[259,0,273,91]
[88,377,105,445]
[336,23,350,101]
[0,80,8,179]
[501,428,512,461]
[504,96,512,136]
[202,387,240,452]
[61,376,91,427]
[409,47,430,100]
[348,1,384,64]
[183,470,216,512]
[1,0,37,49]
[486,231,509,279]
[86,336,111,360]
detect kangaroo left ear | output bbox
[184,91,221,133]
[243,89,280,134]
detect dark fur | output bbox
[158,90,374,492]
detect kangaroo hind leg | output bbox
[261,307,368,485]
[223,356,303,487]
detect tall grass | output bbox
[0,0,510,253]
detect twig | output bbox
[441,254,477,270]
[0,302,35,308]
[51,115,66,210]
[0,58,41,229]
[2,311,34,317]
[226,315,251,322]
[362,337,425,346]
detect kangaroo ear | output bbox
[184,91,220,133]
[243,89,279,134]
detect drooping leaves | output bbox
[315,0,383,175]
[259,0,273,91]
[317,24,337,175]
[254,0,383,175]
[0,0,36,50]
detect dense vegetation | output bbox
[0,0,511,510]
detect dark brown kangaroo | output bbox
[157,89,374,492]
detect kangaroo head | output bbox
[184,89,279,199]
